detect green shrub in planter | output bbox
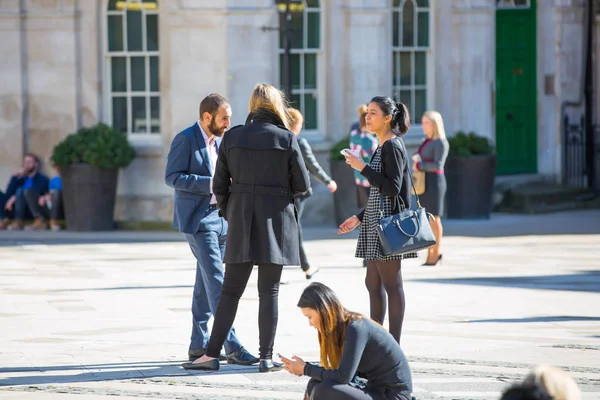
[448,131,495,158]
[446,131,497,219]
[51,123,136,169]
[330,136,350,162]
[51,124,136,231]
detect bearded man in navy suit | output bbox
[165,94,258,365]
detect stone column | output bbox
[448,0,496,141]
[0,4,24,181]
[548,0,587,181]
[24,2,78,169]
[226,1,277,126]
[342,0,391,139]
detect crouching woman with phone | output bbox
[281,282,413,400]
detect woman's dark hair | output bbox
[500,384,553,400]
[297,282,362,370]
[369,96,411,135]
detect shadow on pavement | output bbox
[414,270,600,293]
[0,360,284,386]
[462,315,600,323]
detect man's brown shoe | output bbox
[50,219,62,231]
[7,219,24,230]
[0,218,11,230]
[27,218,48,231]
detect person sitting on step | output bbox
[24,165,64,231]
[0,153,49,230]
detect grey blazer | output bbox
[417,138,449,172]
[165,123,220,235]
[296,137,332,200]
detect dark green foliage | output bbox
[330,136,350,161]
[51,123,136,169]
[448,131,495,158]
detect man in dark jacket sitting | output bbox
[0,153,49,230]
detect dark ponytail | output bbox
[369,96,411,135]
[393,102,411,134]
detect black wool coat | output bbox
[213,109,311,265]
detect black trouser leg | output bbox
[257,263,283,359]
[49,190,64,220]
[14,189,31,220]
[310,379,383,400]
[295,198,310,271]
[205,262,253,358]
[0,190,7,220]
[24,189,49,219]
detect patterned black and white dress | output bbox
[355,147,418,261]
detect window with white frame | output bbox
[496,0,530,8]
[392,0,430,123]
[277,0,320,130]
[105,0,160,136]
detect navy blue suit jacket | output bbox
[6,172,49,197]
[165,123,221,234]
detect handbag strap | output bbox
[378,137,423,219]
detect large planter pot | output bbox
[330,159,358,226]
[61,164,119,231]
[445,154,497,219]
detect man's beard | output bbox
[208,119,226,137]
[24,166,36,175]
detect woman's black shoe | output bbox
[258,360,283,373]
[422,254,443,266]
[305,267,320,280]
[182,358,219,371]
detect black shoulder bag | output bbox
[377,139,437,256]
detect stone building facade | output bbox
[0,0,594,225]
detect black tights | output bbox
[365,260,405,343]
[206,262,283,360]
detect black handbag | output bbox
[377,140,437,256]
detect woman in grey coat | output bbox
[288,108,337,280]
[412,111,449,266]
[189,83,311,373]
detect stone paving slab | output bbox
[1,210,600,399]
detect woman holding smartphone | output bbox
[281,282,413,400]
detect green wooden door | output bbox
[495,1,537,175]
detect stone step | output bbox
[495,183,599,214]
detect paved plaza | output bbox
[0,210,599,399]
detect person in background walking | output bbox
[288,107,337,280]
[188,83,310,373]
[0,153,49,230]
[23,165,64,231]
[412,111,449,266]
[349,104,379,268]
[337,96,416,344]
[281,282,413,400]
[349,104,378,209]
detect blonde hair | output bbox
[357,104,368,130]
[248,83,291,129]
[287,108,304,128]
[523,365,581,400]
[422,110,447,140]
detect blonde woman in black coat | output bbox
[187,83,311,373]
